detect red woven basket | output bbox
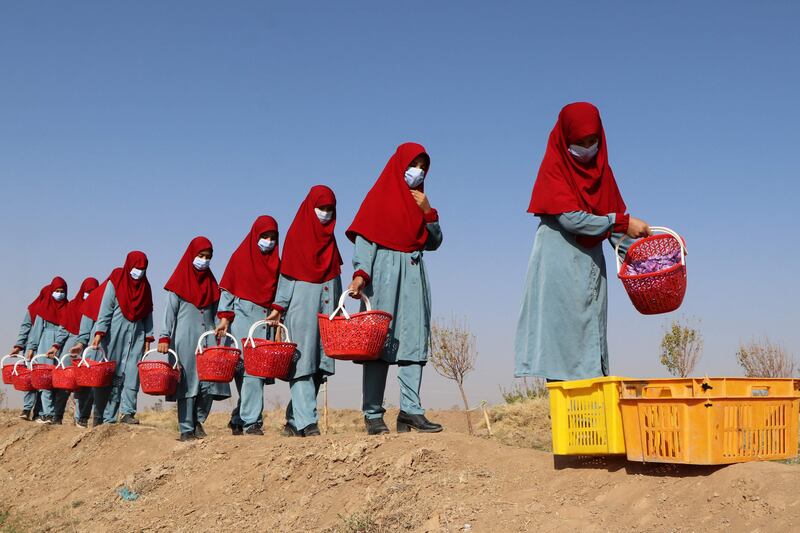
[11,360,33,392]
[51,354,79,392]
[138,349,180,396]
[195,331,241,383]
[1,354,26,385]
[75,346,116,388]
[242,321,297,380]
[30,354,56,390]
[617,226,687,315]
[318,293,392,361]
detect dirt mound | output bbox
[0,407,798,532]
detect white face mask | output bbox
[404,167,425,188]
[130,268,145,280]
[258,238,276,253]
[83,292,90,299]
[568,142,599,163]
[192,256,210,271]
[314,208,334,224]
[52,291,65,301]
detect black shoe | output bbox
[93,418,104,427]
[179,432,197,442]
[364,416,390,435]
[396,411,443,433]
[75,418,88,428]
[19,410,30,420]
[228,421,243,436]
[36,416,53,425]
[244,425,264,436]
[301,423,321,437]
[282,423,302,437]
[52,417,63,425]
[120,414,139,425]
[194,423,207,439]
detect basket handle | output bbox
[195,331,239,355]
[1,353,23,368]
[615,226,687,275]
[245,320,291,347]
[29,354,55,366]
[78,345,108,367]
[329,290,372,321]
[141,348,180,369]
[56,353,72,369]
[12,359,30,375]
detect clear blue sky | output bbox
[1,1,798,410]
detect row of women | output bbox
[10,142,444,440]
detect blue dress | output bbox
[91,280,154,423]
[352,220,443,419]
[26,316,61,418]
[514,211,629,381]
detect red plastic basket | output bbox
[318,293,392,361]
[51,354,79,392]
[11,360,34,392]
[138,349,180,396]
[242,321,297,380]
[75,346,116,388]
[616,226,687,315]
[195,331,241,383]
[2,354,26,385]
[30,354,56,391]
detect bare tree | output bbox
[736,338,797,377]
[659,319,703,377]
[429,316,477,434]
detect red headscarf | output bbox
[81,277,109,321]
[346,142,431,252]
[281,185,343,283]
[60,277,99,335]
[107,251,154,322]
[527,102,627,248]
[219,216,281,308]
[29,277,68,325]
[164,236,220,309]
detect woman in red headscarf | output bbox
[19,277,68,423]
[157,236,230,441]
[515,102,651,382]
[10,282,52,420]
[215,216,281,436]
[346,142,444,435]
[90,251,155,425]
[265,185,343,437]
[46,276,100,426]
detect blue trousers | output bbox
[177,392,212,434]
[229,360,244,426]
[74,388,94,421]
[40,389,55,417]
[362,361,425,419]
[23,390,37,412]
[285,374,322,431]
[239,375,268,429]
[94,379,138,423]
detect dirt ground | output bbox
[0,401,798,532]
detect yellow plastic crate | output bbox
[547,376,629,455]
[619,377,800,464]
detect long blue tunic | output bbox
[159,291,231,400]
[92,281,154,392]
[26,316,61,364]
[351,220,443,364]
[217,290,275,382]
[54,315,96,366]
[514,211,630,381]
[273,274,342,379]
[14,311,32,350]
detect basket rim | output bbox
[317,310,393,320]
[242,339,298,349]
[618,261,685,281]
[199,345,241,353]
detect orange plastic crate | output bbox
[620,377,800,464]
